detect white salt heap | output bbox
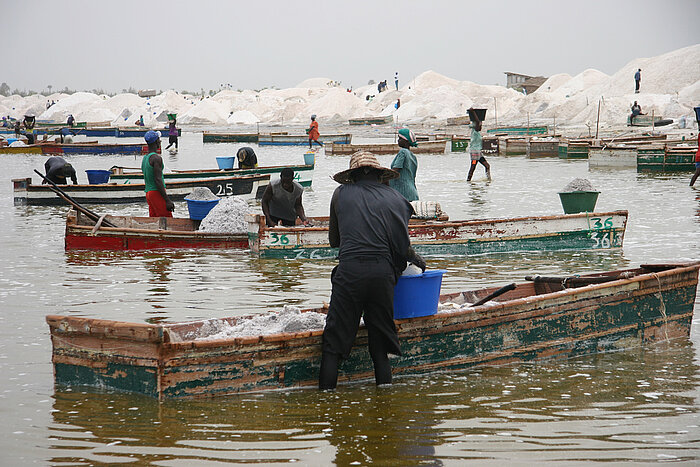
[186,187,219,201]
[1,45,697,128]
[195,305,327,341]
[199,196,250,233]
[562,178,596,192]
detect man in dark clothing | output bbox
[236,146,258,169]
[67,114,75,127]
[261,168,308,227]
[43,156,78,185]
[634,69,641,93]
[319,151,426,390]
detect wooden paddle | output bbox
[32,169,117,228]
[470,283,516,307]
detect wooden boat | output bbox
[589,145,639,168]
[116,127,181,138]
[46,262,700,398]
[258,134,352,146]
[36,121,88,128]
[526,138,560,157]
[247,210,628,259]
[326,140,448,156]
[628,115,673,127]
[348,116,393,125]
[0,141,154,155]
[637,145,697,172]
[487,126,548,136]
[446,115,470,126]
[450,136,499,154]
[558,142,589,159]
[12,173,270,206]
[65,210,248,251]
[202,132,260,143]
[0,145,43,154]
[109,162,315,188]
[500,137,528,155]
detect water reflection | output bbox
[48,340,699,464]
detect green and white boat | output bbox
[110,163,315,188]
[247,210,628,259]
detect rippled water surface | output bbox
[1,130,699,464]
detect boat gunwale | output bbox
[46,262,700,351]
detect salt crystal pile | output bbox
[186,187,219,201]
[199,196,251,233]
[562,178,596,192]
[196,305,327,341]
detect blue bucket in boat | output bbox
[85,169,111,184]
[184,197,220,220]
[393,269,446,319]
[303,151,315,165]
[6,138,18,145]
[216,156,235,170]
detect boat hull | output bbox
[116,128,181,138]
[247,211,628,259]
[637,146,697,172]
[348,116,393,125]
[258,134,351,146]
[327,140,447,155]
[65,212,248,251]
[12,174,270,205]
[202,132,259,143]
[487,126,548,136]
[109,163,314,188]
[46,263,699,398]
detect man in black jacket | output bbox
[319,151,425,390]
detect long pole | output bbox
[494,97,498,128]
[33,169,117,227]
[595,99,601,139]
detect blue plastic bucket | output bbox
[303,152,315,165]
[6,138,18,145]
[216,156,235,170]
[393,269,446,319]
[184,198,220,220]
[85,169,111,184]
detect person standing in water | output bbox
[165,117,178,151]
[690,133,700,187]
[236,147,258,169]
[308,114,323,148]
[466,108,490,181]
[389,128,419,201]
[141,130,174,217]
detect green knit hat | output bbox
[398,128,418,147]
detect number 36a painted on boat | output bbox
[589,217,623,248]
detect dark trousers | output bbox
[322,258,401,359]
[320,258,400,388]
[166,135,178,149]
[635,80,640,92]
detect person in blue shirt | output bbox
[389,128,419,201]
[634,69,641,93]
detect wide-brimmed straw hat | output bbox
[333,151,399,184]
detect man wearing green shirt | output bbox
[141,130,174,217]
[389,128,419,201]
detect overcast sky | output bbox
[4,0,699,94]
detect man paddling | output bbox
[319,151,426,390]
[43,156,77,185]
[261,168,308,227]
[141,130,174,217]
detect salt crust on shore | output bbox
[2,45,697,128]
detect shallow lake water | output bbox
[1,129,699,464]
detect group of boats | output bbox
[5,119,695,398]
